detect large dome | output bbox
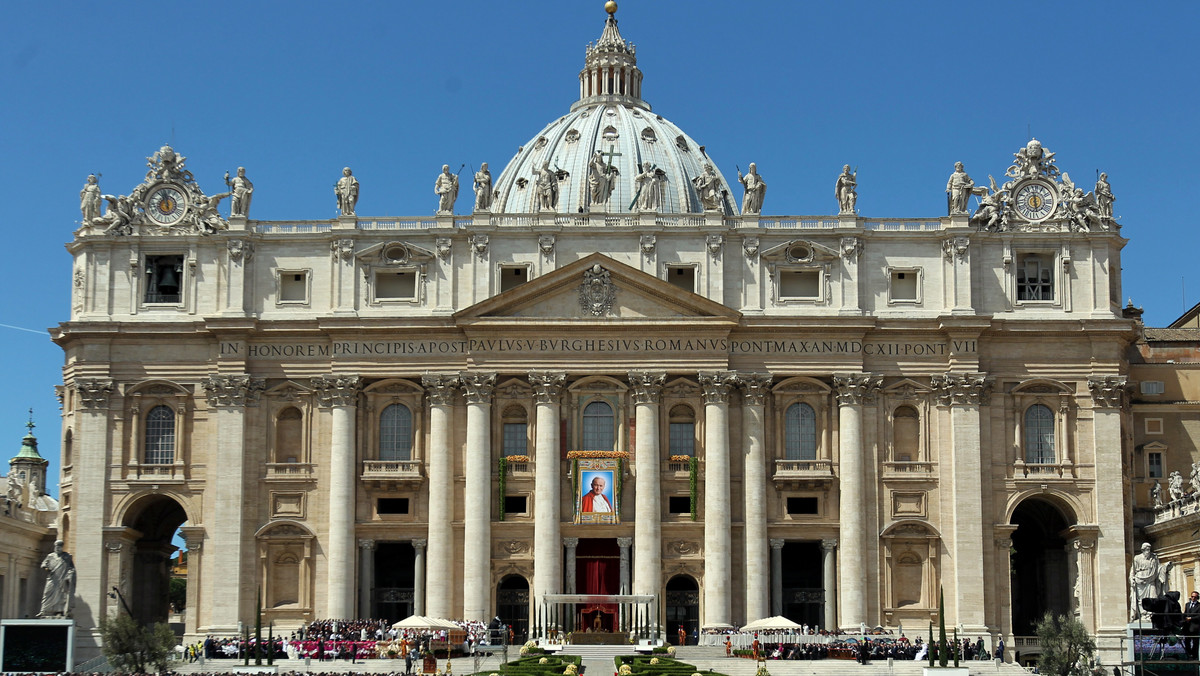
[492,8,738,216]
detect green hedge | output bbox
[612,654,728,676]
[468,653,582,676]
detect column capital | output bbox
[358,539,376,550]
[460,372,497,405]
[832,373,882,406]
[77,379,114,409]
[617,536,633,548]
[931,372,991,407]
[411,538,428,551]
[738,372,773,406]
[628,371,665,404]
[529,371,566,404]
[1087,375,1129,408]
[821,538,838,552]
[699,371,739,404]
[204,374,266,408]
[993,524,1018,551]
[769,538,786,550]
[311,374,361,407]
[179,525,206,552]
[562,537,579,548]
[422,373,459,406]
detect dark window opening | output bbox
[787,497,818,515]
[504,495,528,514]
[145,255,183,303]
[668,496,692,514]
[378,498,409,514]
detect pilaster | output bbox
[71,379,113,650]
[359,539,376,618]
[821,539,838,630]
[1087,376,1131,637]
[740,373,772,623]
[203,374,265,630]
[411,538,428,616]
[563,537,579,595]
[931,372,991,632]
[312,374,361,619]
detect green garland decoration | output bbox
[689,457,699,521]
[498,456,507,521]
[616,459,622,509]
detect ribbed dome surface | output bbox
[493,105,738,215]
[491,9,737,216]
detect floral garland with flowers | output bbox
[689,457,699,520]
[565,450,629,459]
[498,456,507,521]
[669,454,691,462]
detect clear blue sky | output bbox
[1,1,1197,496]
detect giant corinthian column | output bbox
[312,374,360,619]
[530,371,566,624]
[740,373,772,624]
[461,372,496,621]
[629,371,665,602]
[700,371,738,628]
[832,373,880,631]
[422,374,459,619]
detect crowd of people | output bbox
[720,632,1001,663]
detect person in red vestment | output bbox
[581,476,612,512]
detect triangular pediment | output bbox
[455,253,741,324]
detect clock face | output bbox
[146,185,187,225]
[1014,181,1056,222]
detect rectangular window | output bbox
[668,496,692,514]
[1017,256,1053,301]
[504,495,528,514]
[787,497,819,515]
[503,422,528,456]
[779,269,821,299]
[1148,452,1163,479]
[666,266,695,293]
[375,270,416,300]
[144,255,184,304]
[279,270,309,303]
[669,422,694,456]
[378,498,409,515]
[1141,381,1165,395]
[889,268,920,303]
[500,266,528,292]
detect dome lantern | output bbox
[573,2,648,112]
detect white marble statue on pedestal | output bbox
[335,167,359,216]
[435,164,460,214]
[946,162,974,215]
[80,175,101,224]
[225,167,254,218]
[738,163,766,214]
[37,540,75,618]
[836,164,857,214]
[1130,542,1172,621]
[473,163,493,211]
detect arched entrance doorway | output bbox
[1010,498,1073,635]
[496,575,529,644]
[122,494,188,626]
[664,575,699,644]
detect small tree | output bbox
[99,612,177,674]
[938,586,949,668]
[1035,612,1096,676]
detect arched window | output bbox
[784,402,817,460]
[144,405,175,464]
[582,401,614,451]
[275,407,303,463]
[893,406,920,462]
[1024,404,1055,464]
[668,405,695,457]
[502,405,528,457]
[380,404,413,461]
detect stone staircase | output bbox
[167,647,1030,676]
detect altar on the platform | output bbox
[535,594,659,645]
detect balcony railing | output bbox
[1015,462,1073,478]
[127,464,185,481]
[665,460,692,474]
[362,460,423,480]
[506,461,531,475]
[882,461,935,477]
[775,459,834,474]
[265,462,315,479]
[1153,492,1200,525]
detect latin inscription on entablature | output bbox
[219,337,977,361]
